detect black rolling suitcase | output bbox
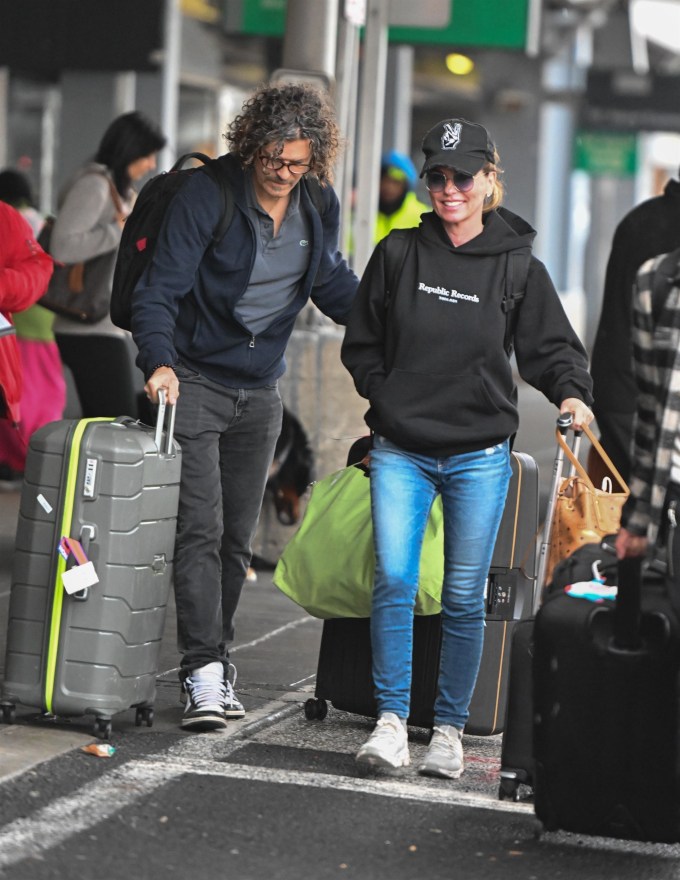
[497,617,535,799]
[498,414,581,798]
[0,394,180,739]
[533,556,680,842]
[304,449,539,736]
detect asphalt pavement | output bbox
[1,385,680,878]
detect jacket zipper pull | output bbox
[249,336,255,349]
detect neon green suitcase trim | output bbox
[44,418,113,714]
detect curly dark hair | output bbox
[226,83,341,185]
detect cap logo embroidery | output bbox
[441,122,462,151]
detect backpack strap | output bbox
[202,158,234,243]
[501,248,531,356]
[650,247,680,326]
[383,228,416,309]
[302,176,326,216]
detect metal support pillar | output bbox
[352,0,388,276]
[40,87,61,216]
[535,48,580,289]
[282,0,339,79]
[0,68,8,169]
[160,0,182,170]
[383,45,414,156]
[336,11,360,253]
[114,72,137,116]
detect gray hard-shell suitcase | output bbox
[0,394,180,739]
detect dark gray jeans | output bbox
[171,364,283,675]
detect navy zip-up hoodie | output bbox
[341,208,593,456]
[132,153,359,387]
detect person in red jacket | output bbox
[0,201,53,428]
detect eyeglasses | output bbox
[425,169,478,194]
[259,152,312,175]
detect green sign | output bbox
[242,0,286,36]
[574,132,638,177]
[390,0,528,49]
[238,0,529,50]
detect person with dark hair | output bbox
[132,83,358,731]
[341,117,593,779]
[374,150,429,243]
[49,111,166,418]
[0,170,66,484]
[590,167,680,483]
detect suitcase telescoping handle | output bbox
[534,414,583,601]
[613,556,643,651]
[154,389,176,455]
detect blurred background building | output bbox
[2,0,679,335]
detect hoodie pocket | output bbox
[371,368,504,448]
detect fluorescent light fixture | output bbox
[631,0,680,54]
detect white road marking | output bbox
[230,616,316,653]
[288,673,316,687]
[153,758,534,815]
[0,761,180,868]
[157,616,315,680]
[1,698,679,868]
[0,753,528,869]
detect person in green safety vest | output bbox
[374,150,429,243]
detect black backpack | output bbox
[110,152,232,331]
[110,152,326,331]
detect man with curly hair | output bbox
[132,83,359,731]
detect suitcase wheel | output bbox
[94,718,113,740]
[498,777,521,802]
[304,698,328,721]
[1,703,16,725]
[135,707,154,728]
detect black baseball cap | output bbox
[420,118,495,177]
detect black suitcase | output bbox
[497,617,535,800]
[304,449,539,736]
[499,415,583,798]
[533,556,680,842]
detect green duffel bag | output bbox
[273,462,443,618]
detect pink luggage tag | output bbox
[59,536,99,594]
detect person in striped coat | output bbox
[616,249,680,559]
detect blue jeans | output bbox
[172,365,283,675]
[369,435,512,729]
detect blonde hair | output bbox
[482,148,504,213]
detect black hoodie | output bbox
[341,208,593,457]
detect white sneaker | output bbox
[224,663,246,719]
[418,725,464,779]
[181,661,228,731]
[356,713,410,769]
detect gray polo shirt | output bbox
[235,172,312,335]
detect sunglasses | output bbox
[425,169,477,194]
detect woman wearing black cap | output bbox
[341,117,593,779]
